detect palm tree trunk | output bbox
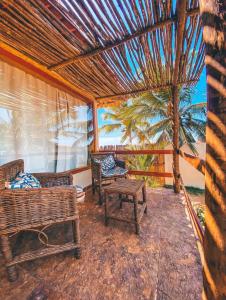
[172,85,180,193]
[199,1,225,299]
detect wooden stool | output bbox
[104,179,147,234]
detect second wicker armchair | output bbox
[91,152,128,204]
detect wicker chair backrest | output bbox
[0,160,24,189]
[91,152,115,162]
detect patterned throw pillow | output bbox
[94,155,116,171]
[101,155,116,171]
[7,172,41,189]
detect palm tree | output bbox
[100,102,149,144]
[102,86,206,155]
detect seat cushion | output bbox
[102,166,128,178]
[7,172,41,189]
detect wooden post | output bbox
[92,101,99,152]
[172,0,187,193]
[172,85,180,193]
[199,1,226,299]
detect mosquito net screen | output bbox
[0,60,92,172]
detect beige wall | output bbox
[165,142,206,189]
[73,169,92,188]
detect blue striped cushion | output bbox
[94,155,116,171]
[8,172,41,189]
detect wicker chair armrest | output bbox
[0,187,77,234]
[115,159,126,169]
[32,172,73,187]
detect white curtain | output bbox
[0,60,89,172]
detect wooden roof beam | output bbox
[95,80,197,101]
[48,8,199,71]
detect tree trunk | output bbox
[172,85,180,193]
[199,1,225,299]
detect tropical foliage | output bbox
[125,145,163,187]
[100,86,206,155]
[100,102,149,144]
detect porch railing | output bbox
[179,149,205,246]
[99,148,173,178]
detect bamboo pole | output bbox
[95,80,197,101]
[172,85,180,193]
[199,1,225,299]
[48,8,199,71]
[172,0,187,193]
[92,101,99,152]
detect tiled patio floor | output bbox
[0,188,202,300]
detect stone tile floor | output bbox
[0,188,202,300]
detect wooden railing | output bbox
[179,150,206,175]
[180,177,204,245]
[178,149,205,246]
[99,149,173,178]
[100,149,173,155]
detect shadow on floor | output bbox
[0,188,202,300]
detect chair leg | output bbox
[92,177,95,195]
[105,193,109,226]
[98,180,103,205]
[72,220,81,259]
[1,235,18,282]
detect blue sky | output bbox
[98,67,207,146]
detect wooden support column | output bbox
[172,0,187,193]
[199,1,226,299]
[92,101,99,152]
[172,85,180,193]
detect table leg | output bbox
[142,185,147,214]
[133,196,140,235]
[105,192,109,226]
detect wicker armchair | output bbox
[91,152,128,205]
[0,159,80,282]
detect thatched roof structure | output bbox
[0,0,204,105]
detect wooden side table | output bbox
[104,179,147,234]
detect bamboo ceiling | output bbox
[0,0,204,105]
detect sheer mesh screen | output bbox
[0,60,92,172]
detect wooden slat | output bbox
[128,170,173,178]
[8,242,79,266]
[95,80,197,101]
[180,178,204,245]
[49,9,200,71]
[99,149,173,155]
[70,166,90,175]
[49,18,174,70]
[179,150,206,175]
[92,101,99,152]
